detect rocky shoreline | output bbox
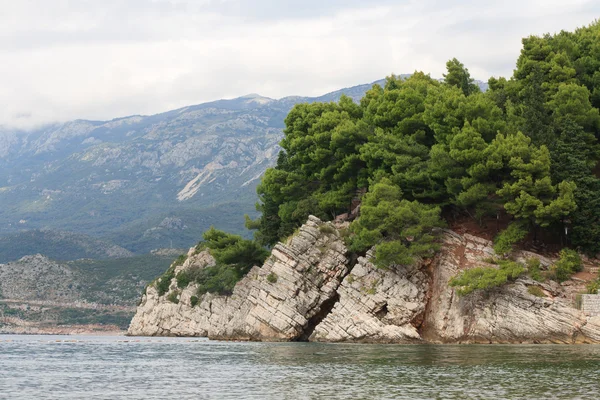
[128,216,600,343]
[0,321,125,336]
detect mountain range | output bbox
[0,77,487,259]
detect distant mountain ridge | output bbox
[0,229,133,262]
[0,76,488,257]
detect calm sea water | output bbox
[0,335,599,399]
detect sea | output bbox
[0,334,599,399]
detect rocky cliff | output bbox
[129,216,349,339]
[128,217,600,343]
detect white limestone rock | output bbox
[128,216,350,340]
[128,219,600,344]
[422,231,600,344]
[310,252,427,343]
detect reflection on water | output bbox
[1,335,599,399]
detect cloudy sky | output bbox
[1,0,598,128]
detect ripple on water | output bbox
[0,335,599,399]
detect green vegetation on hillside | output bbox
[549,249,583,282]
[68,253,176,303]
[152,20,600,299]
[450,247,584,296]
[246,21,600,264]
[0,230,132,263]
[449,260,526,296]
[348,178,445,268]
[156,227,269,297]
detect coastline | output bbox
[0,324,126,336]
[128,219,600,344]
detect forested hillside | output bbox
[245,21,600,262]
[157,20,600,300]
[0,252,175,332]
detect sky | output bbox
[1,0,598,128]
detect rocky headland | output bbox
[128,216,600,343]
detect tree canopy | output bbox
[246,20,600,263]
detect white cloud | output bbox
[0,0,598,128]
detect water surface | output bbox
[1,335,599,399]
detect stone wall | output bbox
[581,294,600,316]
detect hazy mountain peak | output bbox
[239,93,268,99]
[239,94,274,105]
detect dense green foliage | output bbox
[201,227,270,274]
[170,228,270,296]
[153,255,186,297]
[450,248,583,297]
[349,178,445,268]
[194,265,242,296]
[155,266,175,296]
[176,269,193,289]
[587,278,600,294]
[493,222,529,255]
[444,58,481,96]
[173,254,187,267]
[266,272,278,283]
[245,21,600,268]
[526,257,544,282]
[151,21,600,298]
[527,285,546,297]
[550,249,583,282]
[449,260,526,296]
[175,263,242,296]
[167,291,180,304]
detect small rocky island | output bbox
[128,216,600,343]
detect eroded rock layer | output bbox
[422,231,600,343]
[309,253,428,343]
[128,217,600,343]
[128,216,349,340]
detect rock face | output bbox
[128,216,349,340]
[309,253,428,343]
[422,231,600,344]
[128,218,600,343]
